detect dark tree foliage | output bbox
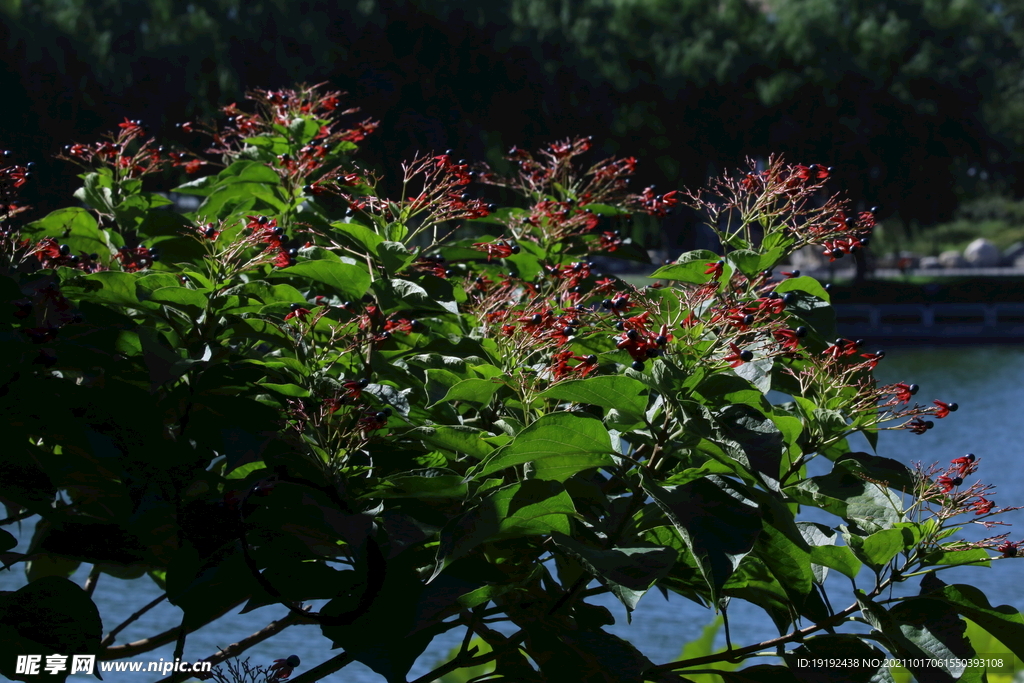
[1,0,1022,245]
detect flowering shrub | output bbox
[0,84,1022,683]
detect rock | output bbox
[919,256,942,269]
[938,250,968,268]
[1003,242,1024,266]
[963,238,1001,267]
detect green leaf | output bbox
[526,625,655,683]
[366,474,468,500]
[145,286,209,318]
[855,590,973,682]
[785,634,896,683]
[372,277,458,314]
[287,116,322,145]
[0,577,103,682]
[786,459,901,534]
[0,529,15,553]
[777,287,836,341]
[642,474,761,605]
[166,544,255,630]
[848,527,908,571]
[808,546,862,581]
[259,382,309,397]
[920,578,1024,663]
[23,208,116,264]
[270,260,370,301]
[537,375,649,421]
[241,135,292,156]
[379,241,418,273]
[650,250,722,283]
[726,249,764,279]
[74,170,115,213]
[433,378,502,406]
[775,275,831,302]
[410,426,495,460]
[431,480,575,580]
[673,615,742,683]
[921,548,991,568]
[334,221,385,255]
[475,413,614,482]
[551,533,677,613]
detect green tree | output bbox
[1,84,1022,683]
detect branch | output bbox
[101,599,242,659]
[154,607,318,683]
[287,653,354,683]
[100,593,168,647]
[82,565,101,597]
[643,583,891,677]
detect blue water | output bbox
[3,346,1023,682]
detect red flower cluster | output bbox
[636,186,680,217]
[473,239,520,260]
[550,350,598,380]
[614,313,670,363]
[247,215,295,268]
[115,245,158,273]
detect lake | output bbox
[3,346,1023,681]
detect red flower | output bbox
[773,328,802,351]
[933,400,958,419]
[284,305,310,322]
[950,453,977,478]
[723,343,752,368]
[892,382,919,404]
[705,260,725,280]
[358,408,392,431]
[598,230,623,252]
[970,497,995,515]
[757,295,786,315]
[269,656,300,680]
[473,240,520,260]
[906,418,933,435]
[997,541,1020,558]
[117,118,144,137]
[792,163,830,183]
[824,339,859,359]
[936,474,962,493]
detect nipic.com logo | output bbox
[15,654,213,677]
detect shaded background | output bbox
[5,0,1024,254]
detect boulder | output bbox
[963,238,1001,267]
[918,256,942,269]
[938,250,968,268]
[1003,241,1024,266]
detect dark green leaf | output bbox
[919,578,1024,662]
[475,413,614,482]
[537,375,649,421]
[643,474,761,604]
[552,533,677,612]
[271,260,370,301]
[431,480,575,580]
[0,577,102,682]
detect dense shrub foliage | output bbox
[1,85,1022,683]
